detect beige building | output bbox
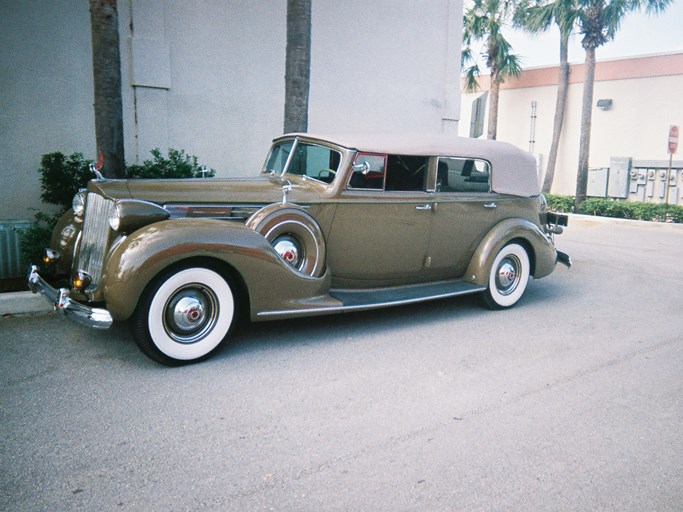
[460,52,683,203]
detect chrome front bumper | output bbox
[27,266,113,329]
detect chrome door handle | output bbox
[415,204,432,211]
[484,202,497,209]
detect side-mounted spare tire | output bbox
[246,203,327,278]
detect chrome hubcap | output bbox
[164,286,219,343]
[172,296,205,331]
[273,235,301,268]
[496,256,520,295]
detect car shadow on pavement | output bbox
[40,276,573,368]
[222,274,576,360]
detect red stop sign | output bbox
[669,125,679,155]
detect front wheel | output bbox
[482,243,530,310]
[132,266,236,365]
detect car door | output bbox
[325,153,435,284]
[427,156,499,278]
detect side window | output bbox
[348,153,387,190]
[437,157,490,193]
[385,155,429,192]
[348,153,429,192]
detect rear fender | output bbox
[464,218,557,286]
[102,218,331,321]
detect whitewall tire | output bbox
[133,266,236,365]
[483,243,530,309]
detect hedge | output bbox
[546,195,683,224]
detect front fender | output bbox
[102,218,330,321]
[464,218,557,286]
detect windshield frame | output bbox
[263,137,343,185]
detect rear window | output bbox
[436,157,490,193]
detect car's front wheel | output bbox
[132,266,236,365]
[482,243,530,309]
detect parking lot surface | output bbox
[1,217,682,511]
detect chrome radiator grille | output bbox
[77,193,114,292]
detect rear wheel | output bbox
[482,243,530,309]
[132,266,236,365]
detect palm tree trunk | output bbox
[283,0,311,134]
[574,45,596,210]
[542,30,570,194]
[487,73,501,140]
[89,0,125,178]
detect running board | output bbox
[256,279,486,319]
[330,280,486,309]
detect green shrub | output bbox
[576,197,683,223]
[126,148,216,179]
[20,148,215,270]
[545,194,574,213]
[39,152,93,211]
[19,211,61,268]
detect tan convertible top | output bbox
[279,133,541,197]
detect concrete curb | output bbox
[0,291,53,317]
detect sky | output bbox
[502,1,683,68]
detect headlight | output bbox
[72,190,86,217]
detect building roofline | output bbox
[463,51,683,92]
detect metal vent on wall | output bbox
[0,220,31,279]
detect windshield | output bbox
[265,139,342,184]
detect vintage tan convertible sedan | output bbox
[29,134,570,365]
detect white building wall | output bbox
[309,0,462,135]
[0,0,96,219]
[1,0,462,221]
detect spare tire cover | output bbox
[246,204,327,278]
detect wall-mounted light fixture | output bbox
[596,99,612,111]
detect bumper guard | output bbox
[27,266,113,329]
[556,251,572,268]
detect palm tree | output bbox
[89,0,125,178]
[283,0,311,134]
[515,0,579,193]
[462,0,523,140]
[573,0,670,209]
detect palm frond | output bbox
[463,64,482,92]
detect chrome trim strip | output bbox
[164,204,261,220]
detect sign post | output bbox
[666,125,679,205]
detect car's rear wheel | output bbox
[482,243,530,309]
[132,266,236,365]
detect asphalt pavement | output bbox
[1,216,682,511]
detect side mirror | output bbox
[352,161,371,175]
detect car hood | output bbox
[87,175,326,206]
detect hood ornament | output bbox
[89,151,105,180]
